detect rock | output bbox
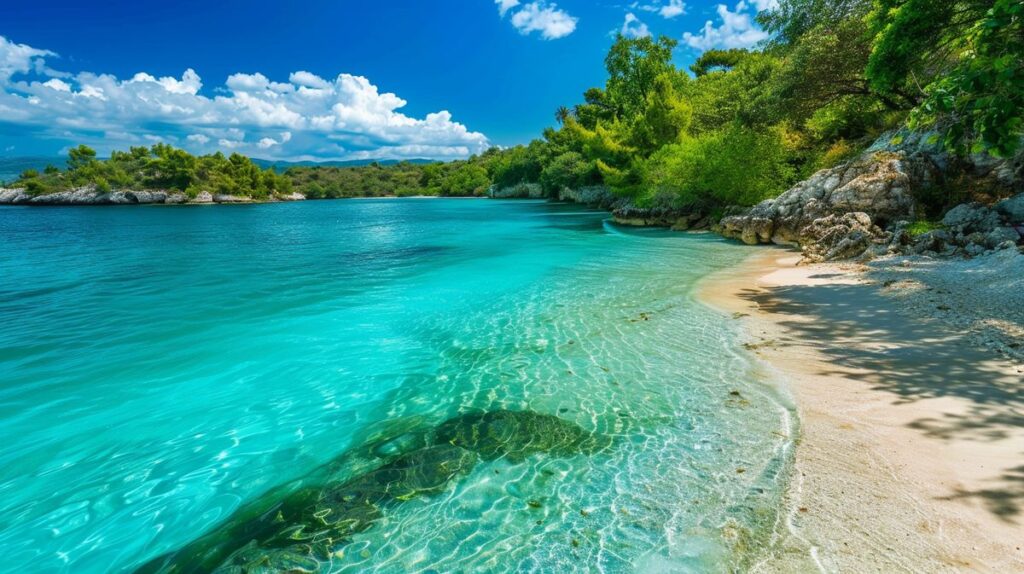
[995,193,1024,223]
[0,188,30,204]
[277,192,306,201]
[128,190,168,204]
[716,130,1024,261]
[610,193,687,227]
[942,203,1001,234]
[911,229,952,255]
[213,194,251,203]
[985,226,1021,248]
[191,191,214,203]
[720,149,926,250]
[139,444,479,574]
[798,212,888,262]
[558,185,613,206]
[164,192,187,204]
[136,409,608,574]
[490,182,546,199]
[433,409,610,461]
[966,243,987,257]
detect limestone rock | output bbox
[719,150,926,250]
[798,212,889,262]
[0,188,30,204]
[942,203,1001,234]
[191,191,214,203]
[489,182,545,199]
[212,194,251,203]
[164,192,187,204]
[558,185,614,206]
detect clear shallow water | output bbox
[0,199,794,573]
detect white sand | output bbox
[700,248,1024,573]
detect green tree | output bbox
[604,35,678,119]
[67,145,97,171]
[869,0,1024,155]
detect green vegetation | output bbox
[477,0,1022,214]
[15,144,293,199]
[285,156,496,198]
[13,1,1019,208]
[906,220,945,237]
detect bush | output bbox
[640,125,796,209]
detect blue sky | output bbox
[0,0,775,160]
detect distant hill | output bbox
[251,158,438,173]
[0,157,65,185]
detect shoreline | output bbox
[699,248,1023,572]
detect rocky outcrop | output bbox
[557,185,615,207]
[0,186,305,205]
[191,191,214,204]
[718,150,928,247]
[489,182,546,199]
[716,130,1024,261]
[212,193,251,203]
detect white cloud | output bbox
[0,36,55,82]
[750,0,778,10]
[42,78,71,92]
[682,2,769,51]
[660,0,686,18]
[0,35,489,160]
[495,0,520,16]
[499,2,578,40]
[631,0,686,19]
[621,13,651,38]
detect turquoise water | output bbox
[0,199,793,573]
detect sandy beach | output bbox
[701,248,1024,573]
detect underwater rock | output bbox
[137,410,602,573]
[433,409,609,461]
[137,445,477,574]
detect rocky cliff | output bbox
[716,131,1023,261]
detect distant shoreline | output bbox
[0,189,502,206]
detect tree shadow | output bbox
[735,280,1024,523]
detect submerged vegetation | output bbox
[137,410,607,573]
[9,0,1020,210]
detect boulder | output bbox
[942,203,1001,234]
[128,190,168,204]
[191,191,214,203]
[966,243,987,257]
[719,150,926,250]
[0,188,30,204]
[276,192,306,201]
[995,193,1024,223]
[985,226,1021,248]
[798,212,889,262]
[164,192,187,204]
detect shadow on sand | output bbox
[734,279,1024,524]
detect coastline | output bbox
[699,248,1024,573]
